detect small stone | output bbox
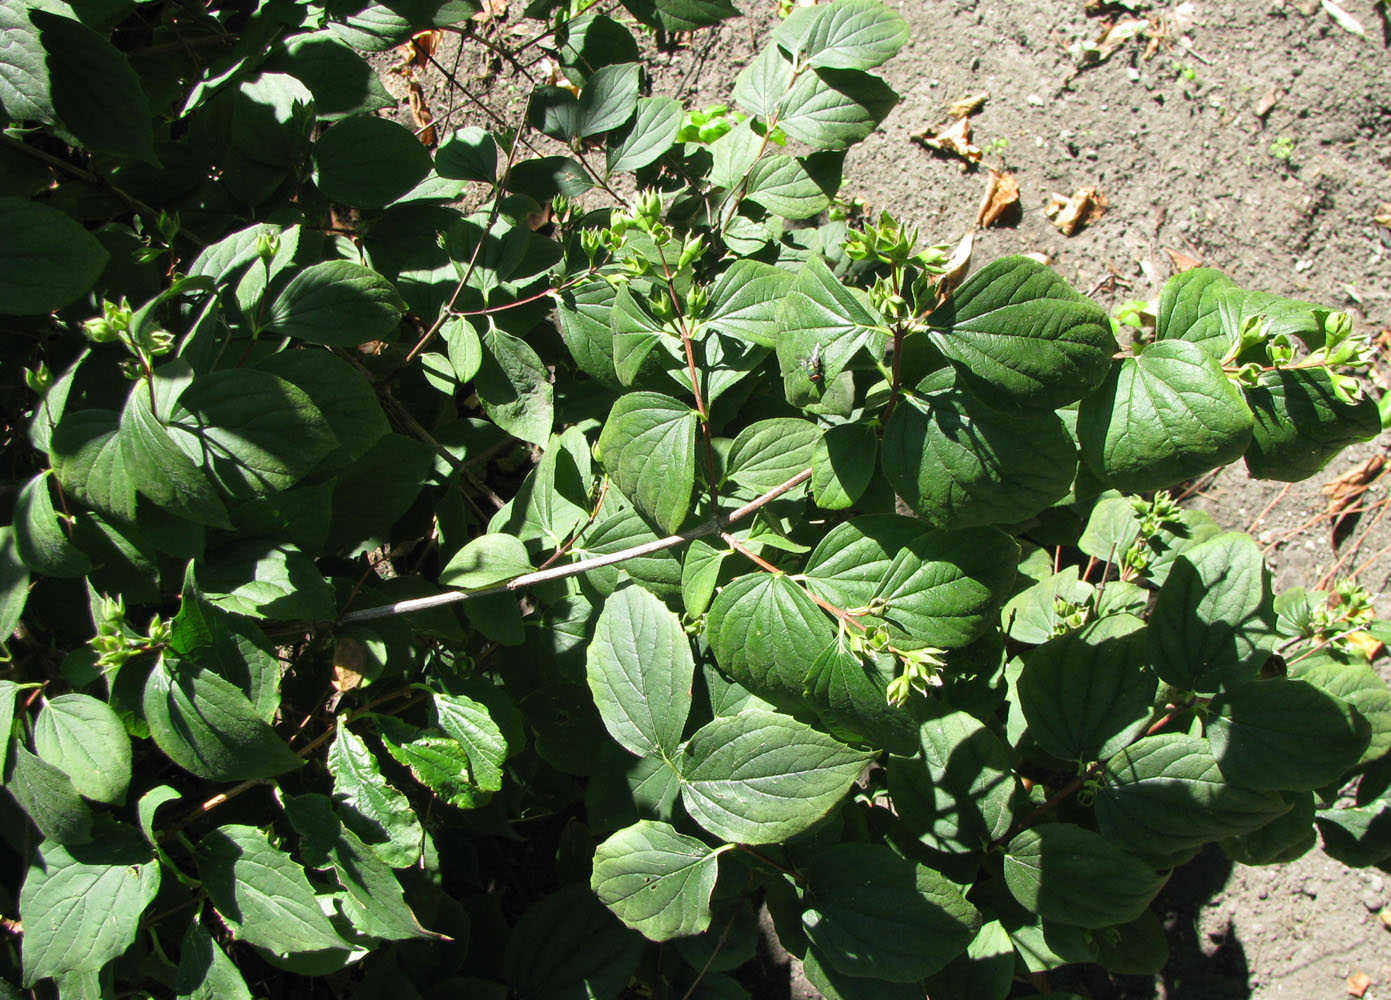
[1027,94,1045,106]
[1363,891,1387,912]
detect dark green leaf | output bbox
[775,254,884,397]
[0,529,26,644]
[0,4,51,123]
[174,923,253,1000]
[49,409,136,525]
[504,156,593,200]
[326,724,423,868]
[0,197,108,314]
[607,97,683,173]
[772,0,909,70]
[744,154,833,219]
[1293,655,1391,768]
[253,348,390,471]
[706,573,834,711]
[803,643,918,755]
[1243,368,1381,481]
[312,116,433,208]
[811,422,877,509]
[803,515,927,613]
[264,261,406,346]
[591,820,724,940]
[705,259,793,348]
[476,327,554,446]
[440,533,533,590]
[1316,784,1391,868]
[13,473,91,577]
[432,690,511,793]
[777,65,899,150]
[1004,824,1167,929]
[1222,792,1316,866]
[436,126,498,182]
[504,884,643,1000]
[199,542,335,621]
[33,694,130,805]
[620,0,739,32]
[577,62,640,136]
[120,382,231,528]
[596,392,696,535]
[9,744,92,845]
[1155,267,1238,359]
[725,418,819,493]
[273,33,395,119]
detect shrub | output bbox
[0,0,1387,996]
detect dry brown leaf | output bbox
[1095,17,1150,60]
[1045,186,1108,236]
[913,116,982,166]
[472,0,508,23]
[1347,972,1373,998]
[394,29,442,76]
[1345,630,1386,661]
[935,231,975,301]
[1376,203,1391,228]
[407,80,436,147]
[1322,453,1386,516]
[976,169,1020,228]
[333,637,369,692]
[948,92,988,119]
[1164,247,1204,271]
[1255,86,1285,119]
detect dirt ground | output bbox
[385,1,1391,996]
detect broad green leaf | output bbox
[1076,496,1141,565]
[264,261,406,346]
[0,4,51,123]
[273,33,395,119]
[888,706,1019,852]
[9,744,92,845]
[1077,339,1253,492]
[169,572,282,722]
[577,62,640,136]
[1207,677,1367,791]
[578,505,684,599]
[706,260,794,348]
[1000,567,1095,646]
[33,694,130,805]
[1146,532,1274,692]
[1222,791,1317,867]
[432,690,510,792]
[776,64,899,150]
[1293,656,1391,768]
[811,422,877,509]
[587,585,694,759]
[923,920,1016,1000]
[1096,733,1296,867]
[927,256,1116,410]
[725,418,820,493]
[327,723,423,867]
[882,388,1076,528]
[121,385,232,530]
[199,542,336,621]
[30,10,155,161]
[283,793,438,941]
[1090,911,1170,976]
[13,473,91,577]
[681,537,728,618]
[0,197,108,314]
[607,97,683,173]
[0,679,16,749]
[743,154,834,219]
[379,724,487,808]
[803,514,927,612]
[874,526,1020,649]
[1003,824,1167,929]
[253,348,390,471]
[197,824,354,964]
[596,392,696,535]
[476,327,554,445]
[800,843,980,981]
[144,655,303,782]
[48,409,136,524]
[620,0,739,32]
[610,283,669,385]
[591,820,725,940]
[226,72,314,171]
[1155,267,1238,359]
[803,947,923,1000]
[1017,614,1156,763]
[1243,368,1381,481]
[732,45,795,120]
[775,254,884,397]
[1316,783,1391,868]
[773,0,909,70]
[19,826,159,986]
[504,884,643,1000]
[678,709,873,843]
[0,527,28,639]
[504,155,593,199]
[167,369,337,499]
[586,745,682,832]
[175,923,253,1000]
[440,533,533,590]
[436,126,497,182]
[803,643,918,755]
[528,86,580,141]
[705,573,834,711]
[709,119,765,189]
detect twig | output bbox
[338,468,814,623]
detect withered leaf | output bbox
[976,168,1020,228]
[1044,186,1107,236]
[912,116,981,167]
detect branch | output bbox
[337,468,814,624]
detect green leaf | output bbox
[610,283,668,385]
[33,694,130,805]
[1155,267,1238,359]
[706,573,834,711]
[440,533,533,590]
[577,62,640,136]
[13,473,91,577]
[252,347,389,470]
[504,155,593,200]
[1076,339,1253,492]
[432,690,510,793]
[1001,567,1095,646]
[174,923,253,1000]
[264,261,406,346]
[678,709,873,844]
[620,0,739,32]
[874,525,1020,649]
[199,542,336,621]
[811,422,877,510]
[923,919,1015,1000]
[378,723,487,808]
[0,527,28,639]
[1316,783,1391,868]
[31,9,155,161]
[607,97,683,173]
[9,744,92,845]
[0,197,108,314]
[1222,791,1316,867]
[803,643,918,755]
[1146,532,1274,693]
[19,826,159,986]
[504,884,643,1000]
[888,705,1019,853]
[744,154,834,219]
[313,115,432,208]
[705,259,793,348]
[48,409,137,525]
[1207,677,1367,791]
[196,824,354,964]
[476,327,554,446]
[1096,733,1297,867]
[1003,823,1167,929]
[326,723,423,867]
[1242,367,1381,481]
[587,585,694,759]
[776,254,884,396]
[273,33,395,120]
[882,388,1076,528]
[167,369,337,499]
[1017,614,1156,763]
[725,418,819,493]
[120,386,232,529]
[143,655,303,782]
[0,4,52,123]
[591,820,724,941]
[596,392,696,535]
[803,515,927,612]
[776,64,899,150]
[800,843,980,981]
[927,256,1116,410]
[773,0,909,70]
[1293,656,1391,768]
[436,126,497,182]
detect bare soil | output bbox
[383,1,1391,996]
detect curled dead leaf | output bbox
[333,637,369,692]
[1344,630,1385,661]
[912,116,981,168]
[407,80,436,147]
[472,0,508,23]
[1322,453,1385,518]
[1044,186,1108,236]
[394,29,442,76]
[948,92,988,119]
[976,169,1020,228]
[935,231,974,302]
[1164,247,1204,272]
